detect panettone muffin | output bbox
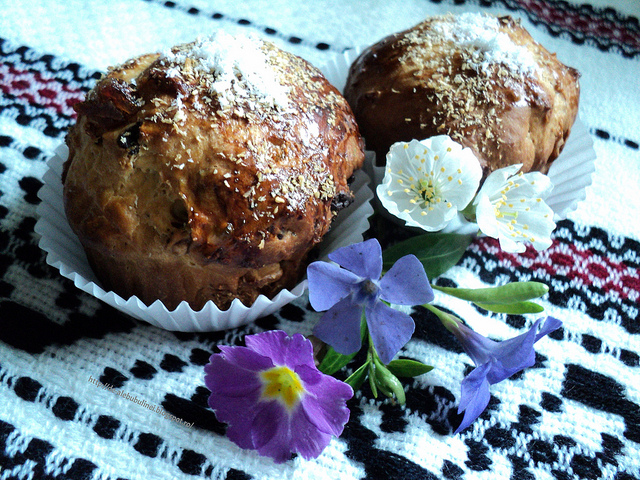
[344,13,580,176]
[63,32,364,310]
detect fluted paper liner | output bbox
[36,145,374,332]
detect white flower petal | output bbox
[378,136,482,232]
[474,165,556,252]
[477,164,523,201]
[475,193,500,238]
[498,233,527,253]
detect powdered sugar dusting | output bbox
[433,13,538,75]
[161,31,290,111]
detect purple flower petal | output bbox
[451,316,563,433]
[215,344,274,371]
[535,316,562,341]
[455,362,492,434]
[366,301,415,365]
[486,324,539,383]
[451,323,496,366]
[287,404,333,461]
[379,254,433,305]
[250,395,337,463]
[245,331,315,370]
[313,296,363,356]
[209,392,264,449]
[248,401,284,452]
[298,364,353,436]
[204,330,353,463]
[307,261,360,311]
[205,353,264,397]
[328,238,383,280]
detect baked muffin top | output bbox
[63,32,364,308]
[344,13,580,175]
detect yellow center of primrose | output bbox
[260,366,305,409]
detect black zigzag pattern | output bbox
[0,95,74,138]
[0,362,234,479]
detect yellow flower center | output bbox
[260,366,304,409]
[417,178,436,203]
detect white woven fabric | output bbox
[1,1,639,479]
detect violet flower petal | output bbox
[210,392,264,450]
[205,353,265,397]
[313,296,363,356]
[298,364,353,436]
[452,323,495,366]
[455,362,492,434]
[215,344,274,372]
[245,331,315,370]
[249,401,290,459]
[379,254,434,305]
[485,325,539,384]
[453,316,562,433]
[205,330,353,464]
[328,238,383,280]
[535,316,563,341]
[484,317,561,384]
[366,301,416,365]
[307,261,361,311]
[288,403,333,461]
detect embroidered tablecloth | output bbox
[1,1,639,479]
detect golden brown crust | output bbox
[64,35,364,310]
[344,14,580,176]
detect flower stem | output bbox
[459,201,478,222]
[422,303,461,333]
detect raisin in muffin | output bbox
[63,32,364,310]
[344,13,580,176]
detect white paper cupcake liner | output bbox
[35,145,374,332]
[320,48,596,233]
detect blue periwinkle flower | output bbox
[450,315,562,433]
[307,239,434,365]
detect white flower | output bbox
[474,164,556,253]
[377,136,483,232]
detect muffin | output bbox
[63,32,364,310]
[344,13,580,176]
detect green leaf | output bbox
[344,362,369,392]
[382,233,473,279]
[434,281,549,305]
[386,359,434,378]
[318,347,358,376]
[474,301,545,314]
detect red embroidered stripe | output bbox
[516,0,640,50]
[471,235,640,302]
[0,63,84,117]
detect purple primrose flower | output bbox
[307,238,434,365]
[451,316,562,433]
[204,330,353,463]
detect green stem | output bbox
[422,303,461,333]
[459,201,478,223]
